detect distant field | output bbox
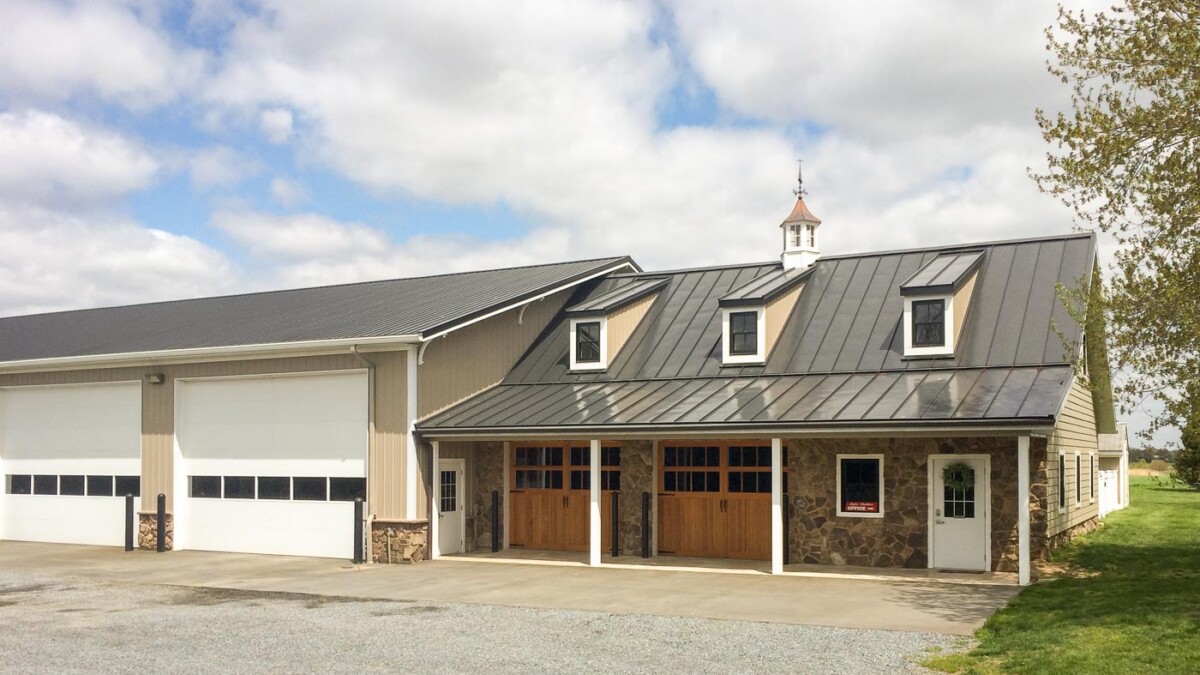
[1128,468,1170,477]
[924,476,1200,674]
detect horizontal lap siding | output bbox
[765,283,804,356]
[1046,377,1099,536]
[606,292,658,365]
[418,289,570,420]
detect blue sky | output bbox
[0,0,1166,445]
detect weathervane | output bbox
[794,159,806,197]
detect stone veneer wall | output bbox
[138,512,173,550]
[472,441,504,551]
[786,437,1047,572]
[371,520,428,563]
[616,440,653,555]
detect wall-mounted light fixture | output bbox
[145,373,165,385]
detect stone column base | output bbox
[138,512,173,551]
[371,520,428,563]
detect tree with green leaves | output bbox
[1036,0,1200,437]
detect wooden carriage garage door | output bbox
[658,442,773,560]
[509,444,616,552]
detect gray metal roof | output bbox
[423,233,1095,433]
[565,277,668,317]
[0,257,635,363]
[719,267,809,307]
[418,366,1073,434]
[899,250,985,296]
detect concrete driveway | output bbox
[0,541,1019,635]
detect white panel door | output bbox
[438,459,465,555]
[175,371,367,559]
[0,382,142,546]
[930,456,989,571]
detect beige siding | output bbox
[606,292,658,366]
[0,352,421,518]
[765,282,804,356]
[1046,376,1100,536]
[952,271,978,347]
[417,289,569,418]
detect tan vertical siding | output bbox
[606,293,658,366]
[953,271,978,347]
[765,282,804,356]
[1046,376,1100,536]
[417,289,569,418]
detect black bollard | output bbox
[124,494,134,551]
[641,492,650,558]
[353,497,365,564]
[782,492,790,566]
[491,490,500,552]
[155,493,166,553]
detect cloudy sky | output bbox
[1,1,1165,443]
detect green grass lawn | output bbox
[925,477,1200,674]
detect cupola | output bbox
[781,163,821,270]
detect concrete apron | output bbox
[0,541,1020,636]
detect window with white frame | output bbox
[1058,453,1066,510]
[721,308,765,364]
[903,295,955,357]
[837,455,883,518]
[1090,453,1095,501]
[569,317,607,370]
[1076,452,1082,504]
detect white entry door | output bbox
[437,459,465,555]
[930,456,989,571]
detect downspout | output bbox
[350,345,376,562]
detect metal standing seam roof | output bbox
[422,232,1096,433]
[565,277,669,316]
[899,250,986,296]
[718,267,809,307]
[0,256,636,363]
[418,366,1074,433]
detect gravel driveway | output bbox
[0,572,960,674]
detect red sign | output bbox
[844,500,879,513]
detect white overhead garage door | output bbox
[0,382,142,547]
[175,371,367,559]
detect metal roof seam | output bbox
[818,232,1093,263]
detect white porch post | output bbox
[771,438,784,575]
[589,439,602,567]
[502,442,511,550]
[430,441,440,560]
[1017,435,1031,586]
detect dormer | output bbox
[718,268,808,365]
[565,277,667,371]
[898,250,984,357]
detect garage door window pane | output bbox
[34,475,57,495]
[59,475,85,496]
[190,476,221,498]
[258,477,290,500]
[6,474,31,495]
[115,476,140,497]
[87,475,114,497]
[293,477,328,501]
[330,478,366,502]
[224,476,256,500]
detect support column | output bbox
[429,441,440,560]
[589,439,602,567]
[1018,435,1031,586]
[771,438,784,575]
[502,442,511,550]
[651,440,659,557]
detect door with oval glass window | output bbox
[930,456,989,571]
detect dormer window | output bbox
[569,317,607,371]
[899,250,984,358]
[721,308,765,364]
[911,299,946,348]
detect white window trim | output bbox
[1089,452,1096,503]
[721,307,766,365]
[1057,451,1067,514]
[836,453,885,519]
[903,295,955,357]
[1075,450,1082,505]
[569,316,608,371]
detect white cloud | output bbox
[259,108,294,144]
[269,177,307,207]
[0,110,159,208]
[0,0,204,107]
[0,203,237,317]
[185,145,260,189]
